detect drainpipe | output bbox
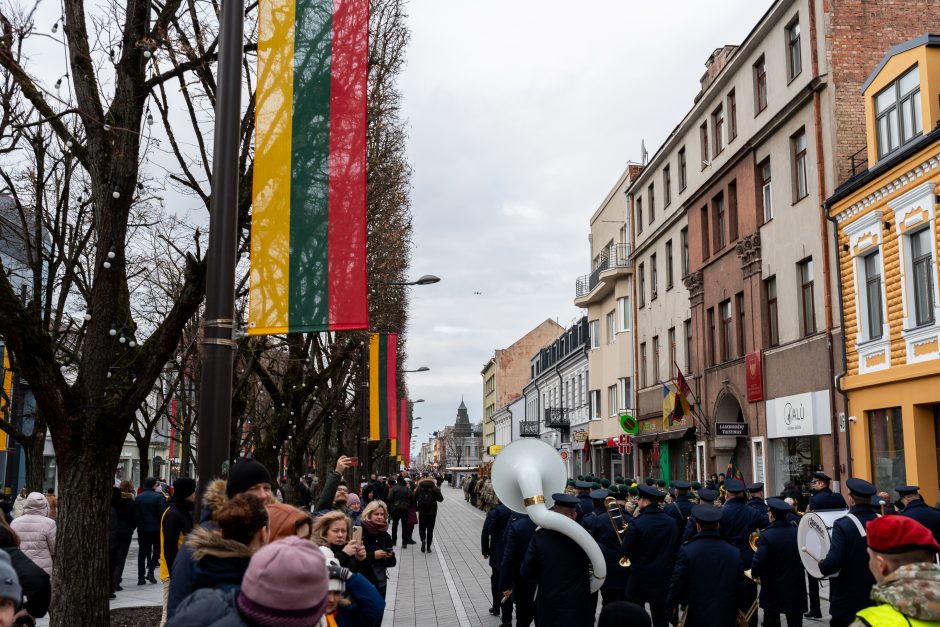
[627,188,641,481]
[809,0,843,485]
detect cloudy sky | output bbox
[400,0,772,457]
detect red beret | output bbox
[866,515,940,554]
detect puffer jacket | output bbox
[188,527,254,595]
[10,493,56,576]
[166,587,248,627]
[850,562,940,626]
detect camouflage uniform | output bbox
[849,562,940,626]
[480,478,496,512]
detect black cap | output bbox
[692,504,722,523]
[226,458,273,498]
[575,481,592,490]
[896,485,920,496]
[846,478,876,497]
[173,477,196,500]
[812,471,831,482]
[698,488,718,502]
[747,482,764,493]
[551,493,580,507]
[637,484,665,500]
[725,478,745,493]
[590,489,610,500]
[674,480,691,490]
[766,497,791,513]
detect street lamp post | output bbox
[404,366,430,373]
[387,275,441,287]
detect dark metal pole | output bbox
[358,343,369,488]
[196,0,244,513]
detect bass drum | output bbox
[798,509,849,579]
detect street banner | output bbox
[400,398,409,467]
[249,0,369,335]
[369,333,397,441]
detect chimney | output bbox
[695,45,738,102]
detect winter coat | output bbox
[161,497,195,579]
[134,487,167,533]
[11,494,26,519]
[167,587,248,627]
[315,470,343,513]
[332,572,386,627]
[114,491,137,534]
[414,478,443,517]
[1,546,50,618]
[849,563,940,627]
[360,526,396,594]
[10,493,56,576]
[387,485,412,516]
[187,527,253,597]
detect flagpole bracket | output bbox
[203,337,238,348]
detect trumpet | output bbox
[748,529,760,552]
[604,496,631,568]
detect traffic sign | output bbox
[560,450,569,461]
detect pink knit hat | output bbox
[237,536,329,626]
[346,493,361,507]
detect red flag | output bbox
[676,363,691,398]
[400,398,409,468]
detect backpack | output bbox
[417,486,436,512]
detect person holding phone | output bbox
[313,455,354,516]
[313,511,366,570]
[360,501,396,599]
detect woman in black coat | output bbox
[359,500,396,599]
[0,517,51,620]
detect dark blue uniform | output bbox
[664,495,693,549]
[818,504,878,623]
[666,530,742,627]
[751,519,807,620]
[900,498,940,545]
[719,497,767,626]
[746,498,769,518]
[499,515,537,627]
[576,493,593,522]
[521,527,592,627]
[482,503,512,620]
[621,505,678,627]
[583,504,631,605]
[809,487,846,511]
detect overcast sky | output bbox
[400,0,773,457]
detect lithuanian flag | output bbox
[400,398,409,467]
[369,333,398,441]
[249,0,369,335]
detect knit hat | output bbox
[237,537,329,626]
[226,458,273,498]
[320,547,347,593]
[173,477,197,501]
[346,493,360,507]
[866,515,940,554]
[0,552,21,605]
[266,502,311,541]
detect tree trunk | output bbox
[136,432,152,484]
[49,449,113,626]
[23,433,45,493]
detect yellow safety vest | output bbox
[855,604,938,626]
[158,508,183,580]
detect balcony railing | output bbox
[575,243,633,297]
[849,147,868,178]
[544,407,570,429]
[519,421,539,437]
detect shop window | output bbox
[868,407,907,493]
[771,435,821,501]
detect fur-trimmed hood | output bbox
[186,526,255,562]
[202,478,229,513]
[418,477,436,489]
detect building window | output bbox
[638,263,646,308]
[590,390,601,419]
[668,327,677,371]
[618,295,631,332]
[701,206,710,259]
[766,276,779,347]
[650,254,658,300]
[707,307,716,366]
[678,147,687,191]
[864,251,885,340]
[653,335,661,384]
[607,385,618,418]
[786,17,802,81]
[712,105,724,156]
[714,194,725,250]
[760,159,772,222]
[606,309,616,344]
[753,55,767,113]
[868,408,906,492]
[792,128,808,201]
[681,228,690,277]
[684,319,693,373]
[663,166,672,207]
[640,342,647,388]
[799,258,816,336]
[736,292,746,356]
[589,319,600,348]
[648,183,655,224]
[720,300,733,362]
[911,227,936,327]
[728,181,738,242]
[876,66,922,159]
[636,197,643,234]
[727,90,737,141]
[619,377,632,411]
[700,122,709,168]
[666,240,674,290]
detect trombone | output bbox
[604,496,631,567]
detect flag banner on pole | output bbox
[400,398,409,467]
[675,363,692,399]
[248,0,369,335]
[672,381,691,420]
[661,383,675,431]
[369,333,397,441]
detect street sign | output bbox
[619,413,639,434]
[574,430,589,442]
[560,450,569,461]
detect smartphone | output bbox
[348,457,360,467]
[352,526,362,545]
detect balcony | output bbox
[519,421,539,437]
[575,243,632,306]
[544,407,571,429]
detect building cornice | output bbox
[832,151,940,224]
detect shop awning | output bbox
[633,427,694,444]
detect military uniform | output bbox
[818,478,880,627]
[751,499,807,626]
[621,485,677,627]
[499,514,537,627]
[897,486,940,546]
[746,482,769,518]
[682,488,719,543]
[574,481,593,523]
[806,471,846,619]
[721,479,767,627]
[583,489,630,606]
[664,480,694,551]
[482,503,512,622]
[667,505,743,627]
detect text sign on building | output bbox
[715,422,749,437]
[574,430,589,442]
[765,390,832,439]
[746,351,764,402]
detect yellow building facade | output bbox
[827,35,940,504]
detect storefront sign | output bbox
[619,413,639,434]
[639,415,690,435]
[487,445,503,456]
[605,437,619,448]
[746,351,764,402]
[765,390,832,439]
[716,422,749,437]
[574,430,589,442]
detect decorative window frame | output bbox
[845,209,890,373]
[891,181,940,364]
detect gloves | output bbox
[328,562,351,581]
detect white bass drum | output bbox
[797,509,849,579]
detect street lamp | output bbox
[410,399,425,404]
[413,417,422,420]
[404,366,430,373]
[387,274,441,286]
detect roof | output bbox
[860,33,940,93]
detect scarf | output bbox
[362,519,388,534]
